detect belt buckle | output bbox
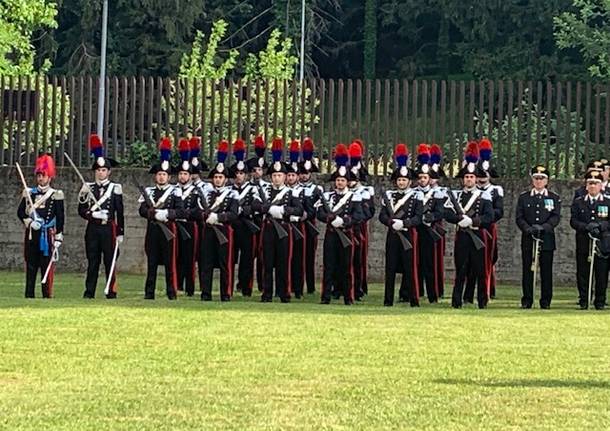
[101,220,107,225]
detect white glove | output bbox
[458,215,473,228]
[206,212,220,225]
[391,219,404,231]
[116,235,124,244]
[92,210,109,222]
[331,216,344,228]
[53,240,62,249]
[269,205,285,219]
[154,209,169,222]
[30,220,41,231]
[289,215,300,222]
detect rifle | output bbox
[381,191,412,251]
[237,192,261,234]
[137,184,176,242]
[317,191,352,248]
[15,163,44,225]
[255,183,288,240]
[64,153,101,207]
[446,189,486,251]
[199,191,229,245]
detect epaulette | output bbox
[53,189,64,200]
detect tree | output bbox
[554,0,610,79]
[0,0,57,75]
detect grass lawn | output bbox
[1,271,610,430]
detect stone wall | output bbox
[0,167,582,284]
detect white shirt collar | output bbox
[530,188,548,196]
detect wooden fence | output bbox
[1,76,609,177]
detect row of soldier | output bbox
[15,133,609,309]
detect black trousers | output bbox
[436,233,446,297]
[84,222,118,298]
[200,224,234,300]
[177,221,198,296]
[144,222,177,299]
[385,230,417,306]
[321,228,354,304]
[290,223,306,297]
[417,227,439,303]
[261,220,292,301]
[575,234,609,307]
[304,221,319,294]
[24,229,54,298]
[521,234,554,307]
[233,220,256,296]
[452,230,487,308]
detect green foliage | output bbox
[173,22,317,151]
[245,29,298,80]
[554,0,610,79]
[0,0,57,76]
[179,20,239,80]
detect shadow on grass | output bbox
[434,378,610,389]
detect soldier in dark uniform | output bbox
[516,165,561,309]
[570,170,610,309]
[414,144,445,303]
[464,138,504,302]
[429,144,448,297]
[445,142,494,309]
[317,144,363,305]
[198,140,239,301]
[246,135,270,292]
[573,160,604,200]
[138,138,185,300]
[17,154,65,298]
[348,140,375,301]
[252,138,304,303]
[172,138,201,297]
[298,138,323,295]
[286,140,308,299]
[78,134,124,299]
[229,138,259,297]
[380,144,424,307]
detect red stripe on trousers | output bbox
[411,228,419,305]
[170,223,178,296]
[192,222,199,288]
[109,221,118,294]
[226,225,234,297]
[286,225,293,297]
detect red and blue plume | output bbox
[394,143,409,167]
[464,141,479,164]
[178,138,190,162]
[272,137,284,163]
[217,140,229,163]
[302,137,314,160]
[159,137,172,162]
[430,144,442,164]
[254,135,266,158]
[349,142,362,164]
[289,140,300,164]
[233,138,246,162]
[335,144,349,167]
[479,138,492,161]
[89,134,103,159]
[189,136,201,160]
[417,143,430,165]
